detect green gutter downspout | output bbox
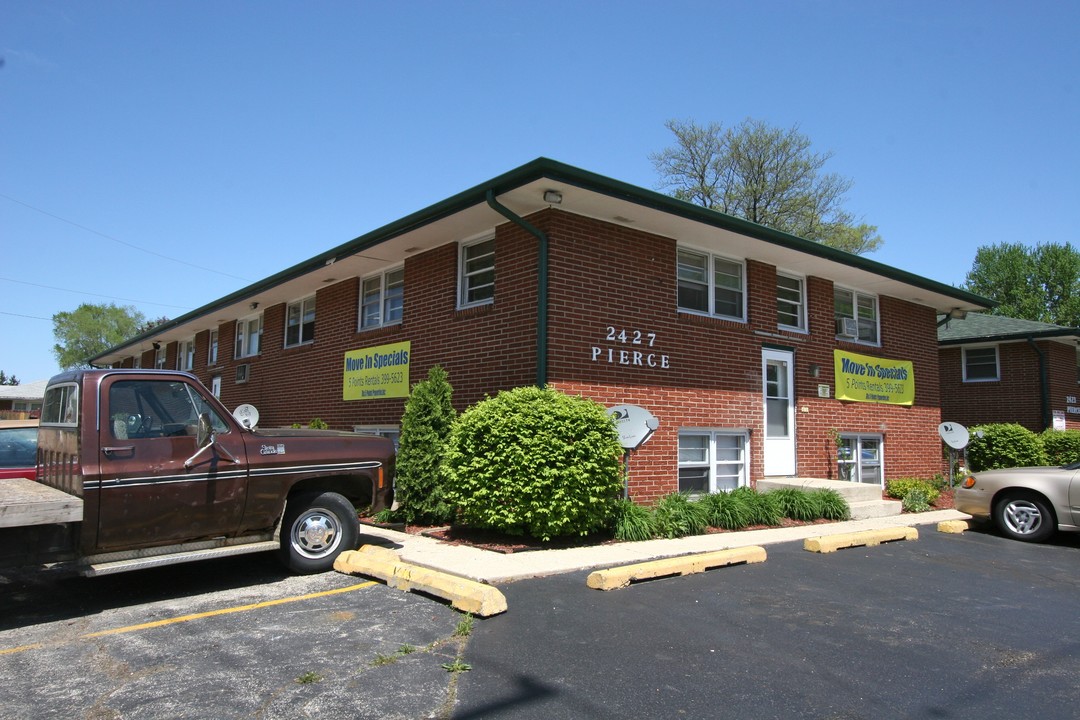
[1026,336,1051,430]
[485,190,548,388]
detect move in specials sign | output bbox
[833,349,914,406]
[343,341,411,400]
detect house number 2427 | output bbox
[605,327,656,347]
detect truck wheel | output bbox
[279,491,359,574]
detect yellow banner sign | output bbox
[343,341,411,401]
[833,350,914,406]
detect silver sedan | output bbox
[956,464,1080,542]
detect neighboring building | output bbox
[938,312,1080,433]
[91,159,990,500]
[0,379,47,419]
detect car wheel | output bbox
[279,491,359,574]
[993,492,1055,543]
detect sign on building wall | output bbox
[343,341,411,400]
[833,349,915,406]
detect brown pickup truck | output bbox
[0,369,394,575]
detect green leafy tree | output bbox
[963,242,1080,326]
[650,118,882,255]
[395,366,457,524]
[442,386,623,540]
[52,303,147,370]
[0,371,18,385]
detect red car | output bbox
[0,419,38,480]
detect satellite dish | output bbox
[938,422,970,450]
[608,404,659,450]
[233,403,260,430]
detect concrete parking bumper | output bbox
[803,526,918,553]
[334,545,507,617]
[586,545,767,590]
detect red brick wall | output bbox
[940,339,1080,432]
[113,208,950,501]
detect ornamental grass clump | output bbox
[809,489,850,521]
[731,486,783,526]
[442,386,624,541]
[697,490,751,530]
[652,492,709,539]
[612,499,656,542]
[769,488,818,521]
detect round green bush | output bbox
[901,488,932,513]
[966,424,1047,471]
[442,386,624,541]
[1039,429,1080,466]
[884,478,940,505]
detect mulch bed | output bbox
[363,490,957,555]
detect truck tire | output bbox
[279,491,359,574]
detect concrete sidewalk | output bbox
[355,509,971,585]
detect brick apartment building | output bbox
[939,313,1080,433]
[92,159,990,501]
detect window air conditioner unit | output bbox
[235,364,250,383]
[836,317,859,338]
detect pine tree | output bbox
[395,366,457,524]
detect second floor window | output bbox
[154,345,167,369]
[177,339,195,371]
[208,330,218,365]
[235,315,262,358]
[286,297,316,347]
[834,287,879,344]
[677,248,745,321]
[777,274,806,330]
[361,268,404,329]
[460,238,495,307]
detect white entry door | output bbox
[763,348,796,476]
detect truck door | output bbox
[94,375,249,551]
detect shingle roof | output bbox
[938,313,1080,345]
[0,378,49,401]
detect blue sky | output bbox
[3,1,1078,383]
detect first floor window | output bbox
[834,287,879,344]
[361,268,404,329]
[460,238,495,307]
[235,315,262,358]
[353,425,401,451]
[678,430,749,494]
[677,248,745,321]
[177,339,195,371]
[963,346,999,382]
[837,434,883,485]
[154,345,167,369]
[286,297,316,347]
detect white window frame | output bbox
[834,286,880,345]
[962,345,1000,382]
[459,237,495,309]
[285,296,316,348]
[676,247,746,322]
[176,339,195,371]
[360,267,404,330]
[353,425,401,450]
[777,273,807,331]
[154,345,167,369]
[208,329,219,366]
[235,315,262,359]
[677,429,750,494]
[837,433,884,486]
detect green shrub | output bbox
[697,491,751,530]
[809,490,851,521]
[731,487,783,526]
[901,487,932,513]
[966,423,1046,471]
[1039,429,1080,466]
[442,386,623,540]
[307,418,329,430]
[884,478,940,505]
[612,499,656,541]
[396,366,457,525]
[652,493,709,538]
[769,488,819,521]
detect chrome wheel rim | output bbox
[1003,499,1044,536]
[292,510,341,558]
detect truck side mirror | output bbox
[196,412,213,448]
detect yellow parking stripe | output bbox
[1,581,376,654]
